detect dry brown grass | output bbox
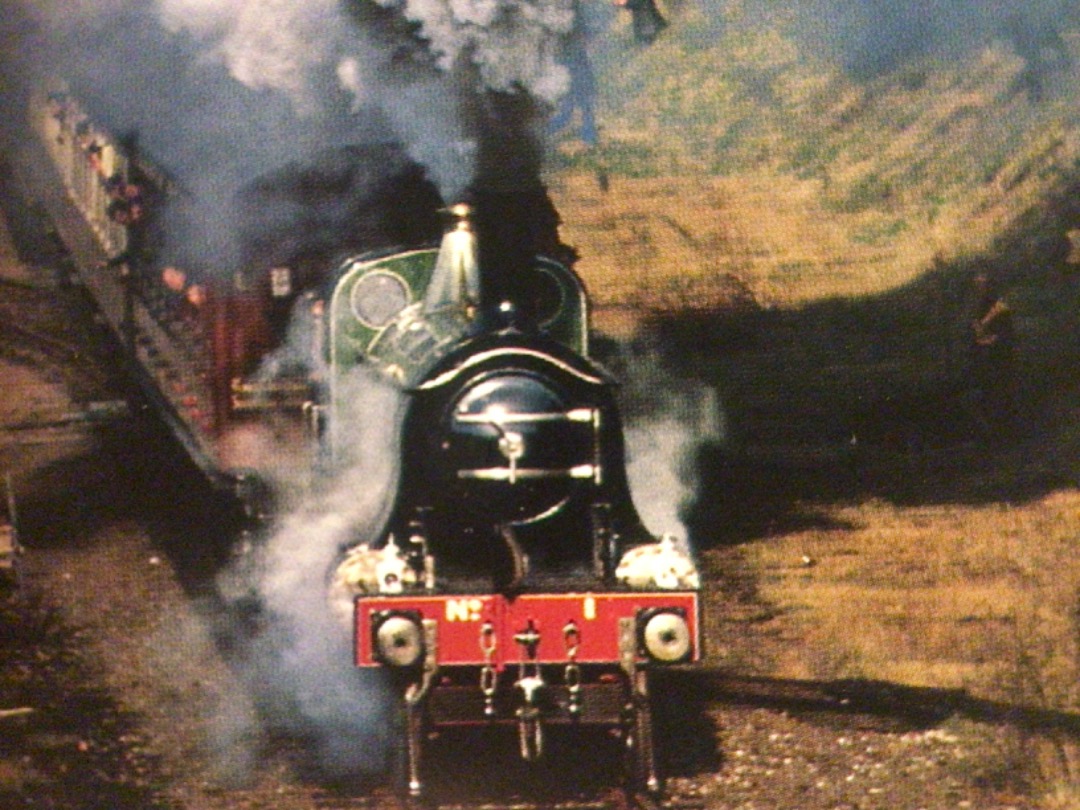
[546,34,1080,339]
[544,27,1080,804]
[713,488,1080,804]
[548,170,938,328]
[739,492,1080,694]
[549,159,1078,341]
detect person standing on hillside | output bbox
[616,0,667,43]
[968,268,1019,440]
[550,0,601,145]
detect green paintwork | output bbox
[328,249,590,391]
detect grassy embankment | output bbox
[546,7,1080,803]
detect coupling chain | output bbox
[479,621,497,717]
[563,621,582,717]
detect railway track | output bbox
[0,318,86,364]
[0,317,115,400]
[7,460,1048,810]
[0,274,53,293]
[308,786,705,810]
[0,275,118,395]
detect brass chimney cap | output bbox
[442,202,473,222]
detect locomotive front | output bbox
[328,201,701,801]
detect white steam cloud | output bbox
[625,416,697,541]
[7,0,577,267]
[158,0,353,116]
[618,344,726,545]
[217,365,408,775]
[150,0,574,199]
[624,386,724,542]
[380,0,574,103]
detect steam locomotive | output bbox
[21,81,701,803]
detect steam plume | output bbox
[217,366,407,776]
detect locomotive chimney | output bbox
[424,202,480,325]
[427,190,563,331]
[470,190,553,329]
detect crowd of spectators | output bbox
[104,171,144,228]
[48,90,212,331]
